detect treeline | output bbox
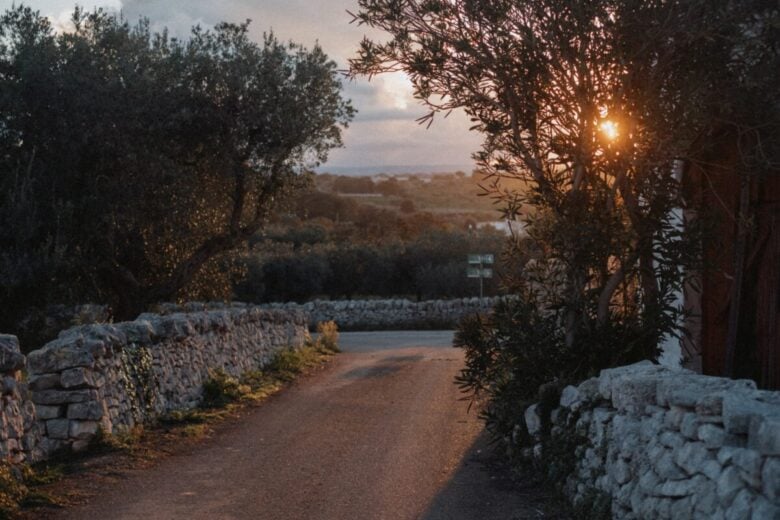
[236,188,510,302]
[236,226,506,302]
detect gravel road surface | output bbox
[57,331,562,520]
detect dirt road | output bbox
[58,331,562,520]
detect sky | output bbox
[1,0,483,174]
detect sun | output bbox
[599,120,619,141]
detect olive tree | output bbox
[348,0,779,431]
[0,6,354,326]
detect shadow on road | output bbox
[420,431,572,520]
[340,355,425,379]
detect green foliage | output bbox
[0,5,353,329]
[455,296,656,440]
[201,369,251,408]
[236,226,507,302]
[350,0,779,383]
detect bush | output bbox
[201,369,250,408]
[315,321,340,353]
[454,296,656,441]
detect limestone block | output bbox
[655,451,687,480]
[730,448,763,489]
[748,416,780,456]
[681,412,699,439]
[723,394,780,434]
[718,466,746,506]
[598,360,659,400]
[46,419,70,440]
[696,393,725,416]
[691,480,718,515]
[660,431,685,449]
[655,475,707,497]
[701,459,723,481]
[639,469,661,494]
[560,385,581,409]
[28,342,94,373]
[67,402,104,421]
[664,406,687,430]
[726,488,753,520]
[762,457,780,502]
[118,320,156,346]
[609,458,632,485]
[33,389,96,405]
[27,373,61,391]
[525,404,541,436]
[35,404,62,420]
[751,496,780,520]
[0,335,25,373]
[657,375,755,409]
[68,420,98,440]
[61,367,99,389]
[669,496,695,518]
[1,376,17,397]
[698,424,728,449]
[675,442,710,476]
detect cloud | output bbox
[1,0,482,171]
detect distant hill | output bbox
[315,164,474,176]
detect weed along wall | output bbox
[0,307,307,461]
[523,361,780,518]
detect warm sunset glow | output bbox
[599,120,619,141]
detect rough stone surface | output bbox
[253,297,499,330]
[0,305,307,461]
[521,362,780,518]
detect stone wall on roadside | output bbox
[0,336,40,463]
[263,297,500,330]
[18,307,307,457]
[523,361,780,519]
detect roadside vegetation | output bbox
[0,5,352,348]
[349,0,779,446]
[0,324,339,518]
[237,188,509,302]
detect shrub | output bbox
[315,321,340,353]
[455,296,655,441]
[201,369,250,408]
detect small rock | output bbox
[525,404,542,436]
[762,457,780,502]
[717,466,746,506]
[725,488,753,520]
[698,424,727,449]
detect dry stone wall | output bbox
[0,336,40,463]
[523,361,780,519]
[0,307,306,461]
[264,297,500,330]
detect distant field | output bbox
[318,172,508,219]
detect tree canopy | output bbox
[0,5,354,327]
[350,0,779,352]
[349,0,779,429]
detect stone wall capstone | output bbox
[15,306,307,458]
[263,297,500,330]
[524,361,780,519]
